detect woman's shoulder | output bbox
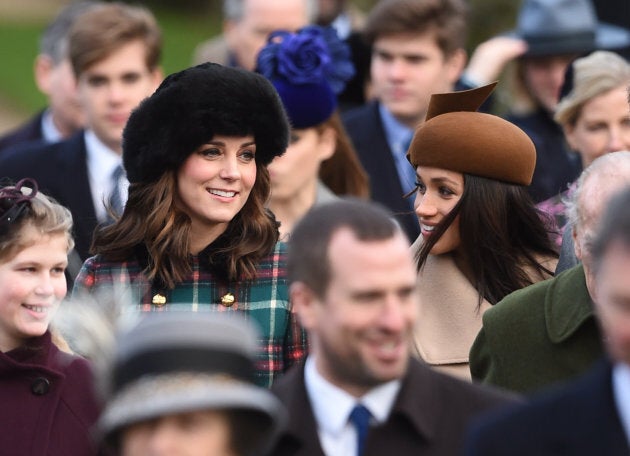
[245,241,289,284]
[73,252,147,295]
[265,240,288,259]
[79,253,143,275]
[528,253,558,282]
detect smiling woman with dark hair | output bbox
[407,83,558,380]
[72,63,307,387]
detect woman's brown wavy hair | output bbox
[317,112,370,198]
[91,162,278,289]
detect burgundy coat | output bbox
[0,331,101,455]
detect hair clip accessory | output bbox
[0,178,39,230]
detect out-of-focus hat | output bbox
[98,312,285,452]
[408,82,536,186]
[510,0,630,57]
[256,25,355,129]
[123,62,290,184]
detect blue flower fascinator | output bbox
[256,25,355,129]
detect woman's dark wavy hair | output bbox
[91,162,278,289]
[415,174,558,306]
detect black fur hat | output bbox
[123,62,290,184]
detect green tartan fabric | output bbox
[72,241,307,387]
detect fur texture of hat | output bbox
[408,83,536,186]
[123,62,290,184]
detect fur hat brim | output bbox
[123,62,290,184]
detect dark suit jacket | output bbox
[269,358,517,456]
[0,111,45,156]
[342,102,420,241]
[465,359,630,456]
[0,131,98,262]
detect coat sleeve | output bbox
[469,323,492,382]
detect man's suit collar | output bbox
[273,358,441,453]
[273,361,327,455]
[544,264,596,343]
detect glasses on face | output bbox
[0,178,38,234]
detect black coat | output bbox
[269,358,517,456]
[465,359,629,456]
[0,111,45,156]
[506,108,581,203]
[0,130,99,262]
[342,102,420,242]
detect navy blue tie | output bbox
[349,404,371,456]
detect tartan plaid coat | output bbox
[72,241,307,387]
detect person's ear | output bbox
[150,66,164,91]
[572,224,582,260]
[223,19,239,48]
[562,123,579,151]
[289,282,319,330]
[317,126,336,162]
[445,48,467,85]
[34,54,54,95]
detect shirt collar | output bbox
[612,362,630,446]
[304,355,401,436]
[41,109,63,143]
[378,104,414,154]
[85,129,123,179]
[331,13,352,40]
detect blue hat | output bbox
[256,26,355,129]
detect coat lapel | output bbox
[544,264,595,344]
[413,246,491,375]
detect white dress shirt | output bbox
[304,356,401,456]
[84,130,127,222]
[612,362,630,447]
[41,109,63,143]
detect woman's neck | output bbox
[268,183,318,238]
[188,222,228,254]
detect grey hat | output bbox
[98,312,285,452]
[509,0,630,56]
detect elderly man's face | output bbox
[593,241,630,366]
[574,175,630,296]
[224,0,310,71]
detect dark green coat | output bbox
[469,264,604,394]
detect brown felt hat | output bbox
[407,82,536,186]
